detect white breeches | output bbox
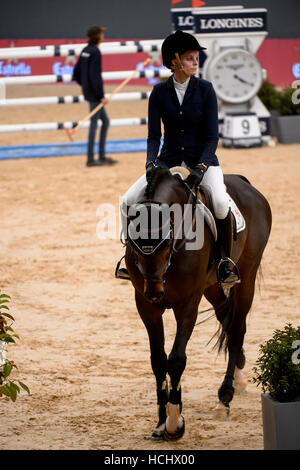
[201,166,229,219]
[122,165,229,220]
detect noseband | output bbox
[127,201,175,284]
[134,238,174,284]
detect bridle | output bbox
[126,182,197,285]
[126,200,175,285]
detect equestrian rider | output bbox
[73,25,117,167]
[116,30,239,285]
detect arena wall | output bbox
[1,0,299,39]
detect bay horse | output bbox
[123,166,272,440]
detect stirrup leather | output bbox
[217,257,241,287]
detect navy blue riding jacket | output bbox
[147,75,219,169]
[72,44,104,102]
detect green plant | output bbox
[0,291,30,401]
[258,80,281,111]
[258,80,300,116]
[253,323,300,402]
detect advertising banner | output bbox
[0,39,164,86]
[0,38,299,86]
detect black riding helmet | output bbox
[161,30,206,70]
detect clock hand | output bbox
[233,74,254,86]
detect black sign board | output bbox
[171,8,194,32]
[171,8,267,34]
[194,10,267,34]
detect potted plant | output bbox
[253,323,300,450]
[258,80,300,143]
[0,291,30,401]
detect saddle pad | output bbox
[228,196,246,233]
[201,202,217,241]
[169,166,246,238]
[197,196,246,241]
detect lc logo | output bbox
[177,15,194,27]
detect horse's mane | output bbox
[144,167,172,199]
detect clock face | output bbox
[204,48,263,104]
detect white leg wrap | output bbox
[166,403,184,434]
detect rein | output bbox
[172,182,198,254]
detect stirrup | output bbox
[217,257,241,287]
[115,255,130,280]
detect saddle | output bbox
[115,166,244,285]
[169,166,246,244]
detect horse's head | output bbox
[127,201,174,303]
[126,167,191,304]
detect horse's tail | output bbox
[207,288,236,355]
[256,263,264,296]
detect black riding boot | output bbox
[216,211,240,285]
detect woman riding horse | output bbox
[115,31,272,441]
[116,30,238,284]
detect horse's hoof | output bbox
[150,433,165,442]
[150,422,166,441]
[164,416,185,441]
[214,402,230,421]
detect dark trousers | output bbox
[87,101,110,163]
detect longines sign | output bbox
[172,8,267,34]
[194,11,267,34]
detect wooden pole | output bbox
[65,57,151,141]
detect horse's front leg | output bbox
[165,296,200,440]
[135,291,168,440]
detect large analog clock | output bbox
[203,48,263,104]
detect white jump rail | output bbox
[1,68,171,85]
[0,43,162,60]
[0,38,164,146]
[0,91,151,107]
[0,39,163,55]
[0,117,148,133]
